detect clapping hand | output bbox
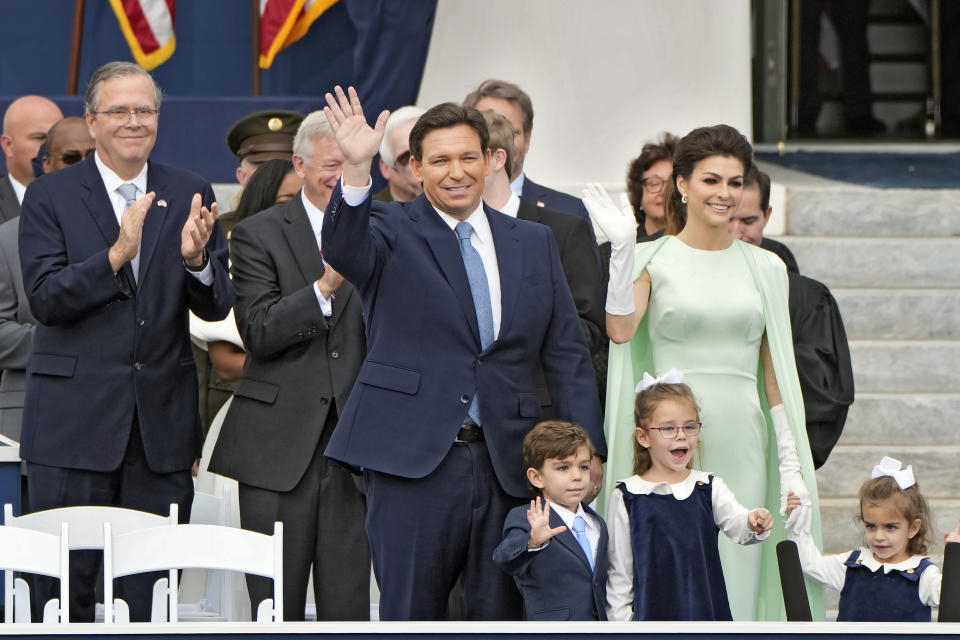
[108,191,155,272]
[581,182,637,247]
[323,85,389,186]
[526,496,567,549]
[181,193,218,266]
[748,508,774,535]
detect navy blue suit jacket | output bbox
[321,188,604,498]
[493,503,609,620]
[521,176,599,262]
[18,156,233,473]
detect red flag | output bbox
[260,0,338,69]
[109,0,176,70]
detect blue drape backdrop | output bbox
[0,0,437,184]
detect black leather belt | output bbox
[455,420,483,443]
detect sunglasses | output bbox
[59,148,96,166]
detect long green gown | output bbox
[599,235,824,621]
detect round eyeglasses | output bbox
[641,176,668,194]
[641,422,702,439]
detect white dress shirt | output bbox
[606,470,769,621]
[94,152,212,285]
[300,190,334,317]
[497,192,521,219]
[509,171,526,198]
[8,174,26,205]
[341,177,502,338]
[549,501,601,567]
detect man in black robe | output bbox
[730,167,854,468]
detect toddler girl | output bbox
[786,455,960,621]
[606,369,773,621]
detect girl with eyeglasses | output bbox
[606,371,773,621]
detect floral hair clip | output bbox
[635,368,684,394]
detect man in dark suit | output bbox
[209,110,369,622]
[463,80,592,228]
[320,87,604,621]
[479,110,605,448]
[18,61,233,622]
[0,117,96,500]
[0,95,63,223]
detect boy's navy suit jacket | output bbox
[493,502,609,620]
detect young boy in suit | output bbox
[493,420,609,620]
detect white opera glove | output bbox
[582,183,638,315]
[582,183,637,247]
[771,404,810,517]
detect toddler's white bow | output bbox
[871,455,916,490]
[636,368,684,393]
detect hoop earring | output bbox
[681,194,687,204]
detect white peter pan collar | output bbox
[852,548,927,574]
[619,469,712,500]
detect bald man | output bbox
[0,96,63,223]
[42,117,95,174]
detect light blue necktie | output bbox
[572,515,594,571]
[117,182,141,281]
[455,221,493,425]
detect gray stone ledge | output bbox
[849,341,960,393]
[840,394,960,445]
[816,445,960,499]
[783,237,960,288]
[787,189,960,237]
[833,288,960,340]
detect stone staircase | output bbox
[763,162,960,617]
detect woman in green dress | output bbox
[586,125,822,621]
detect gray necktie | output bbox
[116,183,141,281]
[455,221,493,425]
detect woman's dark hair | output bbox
[234,158,296,224]
[664,124,753,236]
[625,133,679,225]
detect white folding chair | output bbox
[104,521,283,623]
[3,503,178,621]
[3,503,177,549]
[179,483,250,621]
[0,523,69,623]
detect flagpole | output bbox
[252,0,262,95]
[68,0,86,95]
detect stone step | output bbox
[832,288,960,340]
[816,444,959,500]
[849,341,960,393]
[840,393,960,445]
[784,237,960,288]
[818,497,960,557]
[786,188,960,237]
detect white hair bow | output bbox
[635,368,684,393]
[871,456,916,490]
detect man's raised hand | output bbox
[323,86,389,186]
[181,193,219,267]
